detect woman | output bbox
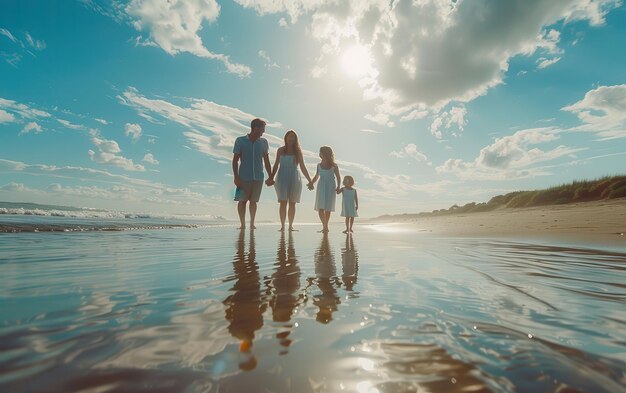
[269,130,313,231]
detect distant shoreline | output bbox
[370,198,626,246]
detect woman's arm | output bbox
[355,189,359,210]
[334,165,342,191]
[270,147,282,179]
[298,151,312,183]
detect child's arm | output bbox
[355,189,359,210]
[334,165,341,192]
[310,164,320,185]
[337,186,344,195]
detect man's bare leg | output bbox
[249,201,258,230]
[237,201,247,229]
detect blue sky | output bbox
[1,0,625,221]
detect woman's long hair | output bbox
[283,130,302,166]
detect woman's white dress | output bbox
[314,164,336,212]
[275,155,302,203]
[340,188,358,217]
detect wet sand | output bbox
[375,198,626,246]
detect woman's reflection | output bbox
[268,231,302,354]
[341,234,359,292]
[311,234,341,324]
[223,229,265,370]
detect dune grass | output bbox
[375,175,626,221]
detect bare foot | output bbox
[278,227,285,232]
[250,225,256,231]
[289,227,298,232]
[342,230,348,234]
[238,226,245,230]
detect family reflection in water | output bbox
[225,230,359,370]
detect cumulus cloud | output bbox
[117,86,278,161]
[430,106,467,139]
[437,128,584,180]
[88,136,146,172]
[142,153,159,165]
[19,122,43,135]
[0,109,16,123]
[125,122,143,142]
[390,143,428,163]
[125,0,252,77]
[0,97,51,119]
[258,50,279,70]
[235,0,621,122]
[562,84,626,140]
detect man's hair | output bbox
[251,118,266,130]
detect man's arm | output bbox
[232,153,241,187]
[264,153,273,185]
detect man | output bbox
[232,118,273,230]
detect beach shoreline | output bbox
[368,198,626,247]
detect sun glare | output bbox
[340,44,373,78]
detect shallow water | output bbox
[1,224,625,392]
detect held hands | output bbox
[265,178,275,186]
[307,181,314,190]
[336,187,342,194]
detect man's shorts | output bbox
[234,180,263,202]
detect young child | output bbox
[339,175,358,233]
[309,146,341,233]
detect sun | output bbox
[340,44,373,78]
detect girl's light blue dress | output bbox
[341,188,358,217]
[314,164,336,212]
[275,155,302,203]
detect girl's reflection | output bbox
[341,235,359,292]
[268,231,302,354]
[224,230,265,370]
[310,234,341,324]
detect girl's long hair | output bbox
[283,129,302,165]
[319,145,335,166]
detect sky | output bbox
[1,0,625,221]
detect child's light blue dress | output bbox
[314,164,336,212]
[274,155,302,203]
[341,188,358,217]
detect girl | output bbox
[339,176,358,234]
[269,130,313,232]
[309,146,341,233]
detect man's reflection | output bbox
[341,235,359,292]
[224,229,265,370]
[268,231,302,354]
[311,234,341,324]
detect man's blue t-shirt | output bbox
[233,135,269,181]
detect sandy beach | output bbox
[373,198,626,246]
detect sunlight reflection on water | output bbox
[1,225,625,392]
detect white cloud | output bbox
[0,29,46,66]
[142,153,159,165]
[0,109,16,123]
[24,32,46,51]
[57,118,87,131]
[0,97,52,119]
[125,122,143,142]
[537,57,561,69]
[436,128,584,180]
[360,128,382,134]
[0,28,18,44]
[258,50,279,69]
[562,84,626,140]
[19,122,43,135]
[125,0,252,77]
[279,17,289,28]
[236,0,621,122]
[88,136,146,172]
[430,106,467,139]
[390,143,428,163]
[95,118,109,125]
[117,86,275,161]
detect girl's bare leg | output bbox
[343,217,349,234]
